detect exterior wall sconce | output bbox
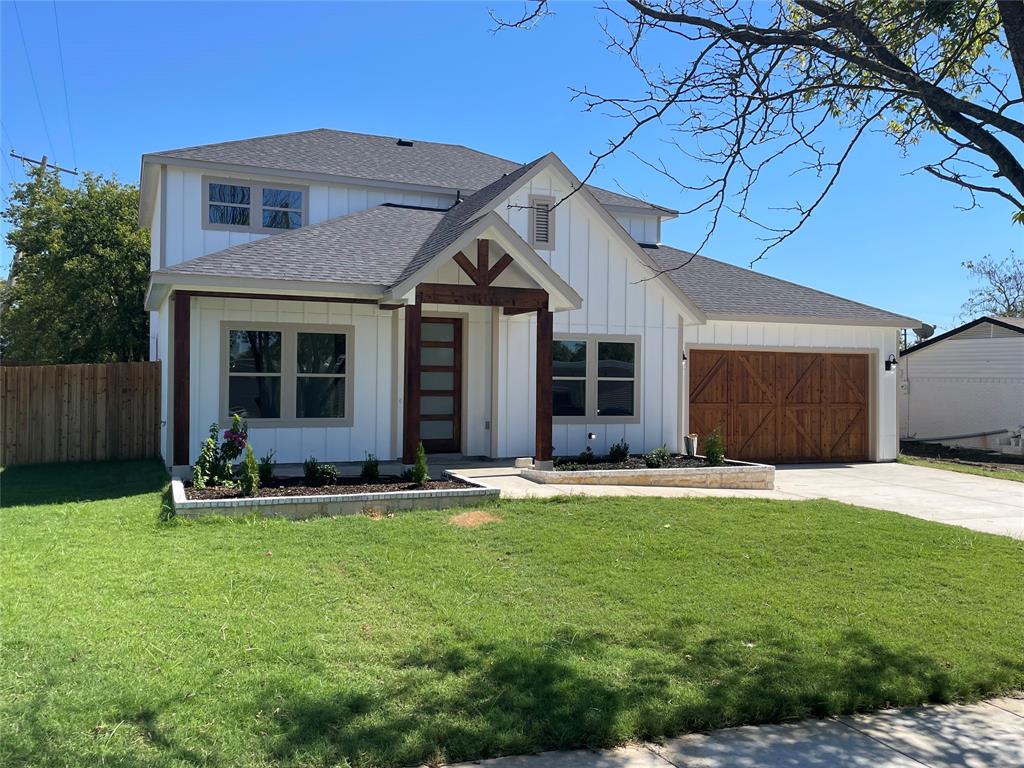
[884,354,899,372]
[681,350,688,365]
[587,432,597,441]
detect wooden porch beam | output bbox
[417,282,548,309]
[536,308,553,461]
[170,289,381,306]
[172,291,192,466]
[402,303,422,464]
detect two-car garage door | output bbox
[689,349,870,463]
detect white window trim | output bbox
[552,333,641,425]
[203,176,309,235]
[220,321,354,428]
[528,194,556,250]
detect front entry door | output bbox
[419,318,462,453]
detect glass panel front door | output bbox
[420,318,461,453]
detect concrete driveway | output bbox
[773,462,1024,539]
[453,461,1024,539]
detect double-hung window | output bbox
[223,324,352,426]
[551,335,640,422]
[204,177,307,233]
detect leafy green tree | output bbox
[1,166,150,362]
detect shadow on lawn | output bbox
[1,459,168,506]
[257,626,1023,767]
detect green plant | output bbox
[303,457,338,487]
[608,439,630,463]
[192,423,229,489]
[704,428,726,466]
[257,451,275,484]
[239,445,260,497]
[578,446,596,464]
[645,445,671,468]
[220,413,248,463]
[361,453,380,481]
[410,442,430,485]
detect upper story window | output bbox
[204,177,307,233]
[529,194,555,250]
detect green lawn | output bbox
[2,461,1023,768]
[898,454,1024,483]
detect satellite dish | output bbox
[914,323,935,341]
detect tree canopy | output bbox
[1,167,150,363]
[961,251,1024,317]
[497,0,1024,262]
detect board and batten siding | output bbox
[186,296,396,465]
[900,334,1024,446]
[495,167,687,457]
[683,320,902,461]
[612,213,660,245]
[157,165,456,268]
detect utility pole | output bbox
[8,152,78,177]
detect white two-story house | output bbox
[140,129,917,470]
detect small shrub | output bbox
[257,450,275,484]
[239,445,260,497]
[361,453,380,481]
[645,445,671,468]
[608,439,630,463]
[578,446,596,464]
[220,413,248,463]
[410,442,430,486]
[303,457,338,487]
[193,423,229,488]
[704,428,726,466]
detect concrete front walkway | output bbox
[448,461,1024,539]
[441,696,1024,767]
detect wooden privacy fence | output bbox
[1,362,161,466]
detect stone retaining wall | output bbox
[520,460,774,489]
[170,471,499,520]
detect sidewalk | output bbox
[441,696,1024,767]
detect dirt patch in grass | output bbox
[448,510,502,528]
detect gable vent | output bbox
[396,138,414,147]
[533,200,551,244]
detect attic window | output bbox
[204,176,307,233]
[396,139,414,147]
[529,194,555,250]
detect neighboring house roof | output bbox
[901,315,1024,356]
[145,128,671,214]
[645,244,919,328]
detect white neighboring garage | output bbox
[899,315,1024,452]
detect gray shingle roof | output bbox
[147,128,669,214]
[394,156,546,284]
[645,244,918,327]
[159,205,445,286]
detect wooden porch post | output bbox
[403,303,422,464]
[535,308,553,461]
[172,291,191,466]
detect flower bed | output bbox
[171,471,499,520]
[186,475,469,500]
[555,455,708,472]
[523,456,774,490]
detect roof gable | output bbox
[902,315,1024,356]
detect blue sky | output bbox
[1,1,1019,331]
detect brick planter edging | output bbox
[520,458,774,490]
[170,471,500,520]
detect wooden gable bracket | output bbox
[452,239,514,287]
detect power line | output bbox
[51,1,77,170]
[12,0,56,158]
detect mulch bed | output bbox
[185,475,471,501]
[900,440,1024,474]
[554,455,708,472]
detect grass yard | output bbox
[898,454,1024,483]
[2,461,1023,768]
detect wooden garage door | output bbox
[689,350,869,463]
